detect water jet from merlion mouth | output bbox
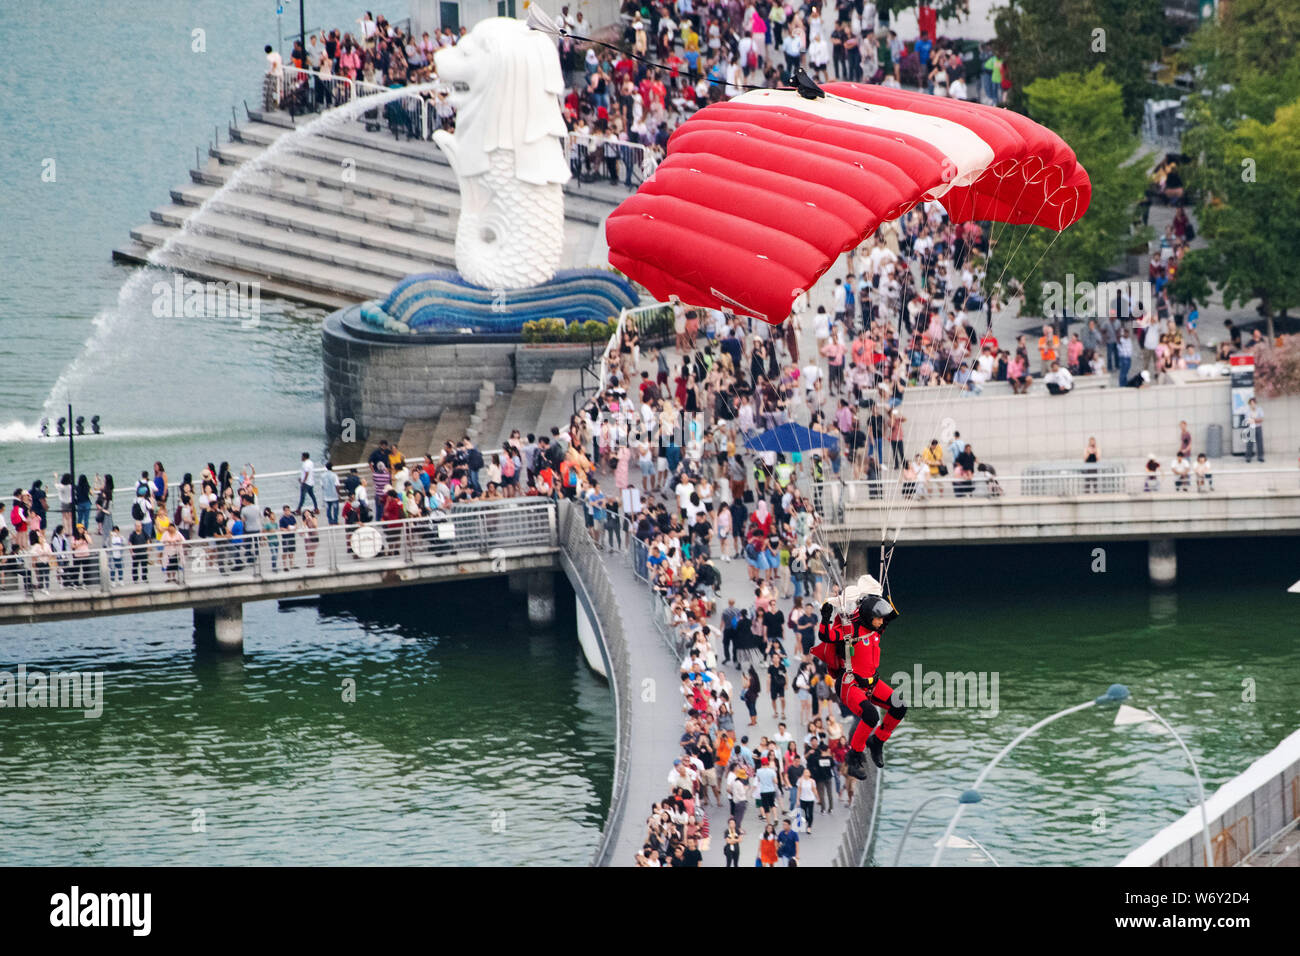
[41,83,444,422]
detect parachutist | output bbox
[810,576,904,776]
[793,69,825,100]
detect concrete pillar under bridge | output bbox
[1148,537,1177,588]
[194,604,244,652]
[526,572,556,627]
[507,572,529,595]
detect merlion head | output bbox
[435,17,570,186]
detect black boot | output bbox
[845,749,870,780]
[866,734,885,769]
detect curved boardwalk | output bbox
[601,545,878,867]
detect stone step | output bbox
[475,393,511,456]
[197,146,459,217]
[164,181,458,248]
[430,406,472,454]
[215,136,616,228]
[397,420,438,461]
[145,206,452,278]
[536,369,583,443]
[245,107,639,214]
[495,385,552,448]
[110,239,357,311]
[127,222,394,300]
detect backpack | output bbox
[131,501,145,521]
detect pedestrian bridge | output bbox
[0,499,560,640]
[818,467,1300,583]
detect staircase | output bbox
[114,107,631,309]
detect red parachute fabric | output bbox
[605,83,1090,325]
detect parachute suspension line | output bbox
[879,186,1059,549]
[873,189,968,546]
[872,209,947,553]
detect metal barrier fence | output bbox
[274,67,442,140]
[557,500,632,868]
[0,498,555,602]
[823,466,1300,511]
[567,132,660,189]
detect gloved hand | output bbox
[820,601,834,624]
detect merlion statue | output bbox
[433,16,571,290]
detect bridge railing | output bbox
[272,66,445,140]
[820,465,1300,516]
[556,501,632,867]
[0,498,556,603]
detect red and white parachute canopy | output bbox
[606,83,1091,325]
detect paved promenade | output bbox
[602,530,878,866]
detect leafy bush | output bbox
[1253,335,1300,397]
[521,318,567,343]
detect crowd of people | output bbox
[0,436,523,593]
[266,4,1007,185]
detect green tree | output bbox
[993,0,1165,124]
[1178,0,1300,129]
[989,67,1151,317]
[1172,0,1300,339]
[1171,102,1300,340]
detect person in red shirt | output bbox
[811,588,904,776]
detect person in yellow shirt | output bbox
[921,439,946,496]
[682,23,700,73]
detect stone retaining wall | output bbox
[322,308,597,443]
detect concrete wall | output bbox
[555,501,632,867]
[839,490,1300,553]
[1120,726,1300,867]
[898,379,1300,465]
[322,310,596,444]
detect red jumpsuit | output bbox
[811,616,904,752]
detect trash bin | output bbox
[1205,423,1223,459]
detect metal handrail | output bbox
[1235,818,1300,867]
[823,466,1300,506]
[0,498,556,604]
[274,66,446,139]
[556,501,631,867]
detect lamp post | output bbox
[893,790,981,866]
[1136,705,1214,867]
[931,683,1131,867]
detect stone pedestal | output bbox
[195,604,244,652]
[1148,538,1177,588]
[526,572,555,627]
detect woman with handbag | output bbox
[723,818,741,867]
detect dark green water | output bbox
[868,537,1300,866]
[0,580,615,865]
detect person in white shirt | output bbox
[1171,452,1192,490]
[1044,362,1074,395]
[950,76,967,99]
[298,453,318,512]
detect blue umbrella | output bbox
[743,422,840,454]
